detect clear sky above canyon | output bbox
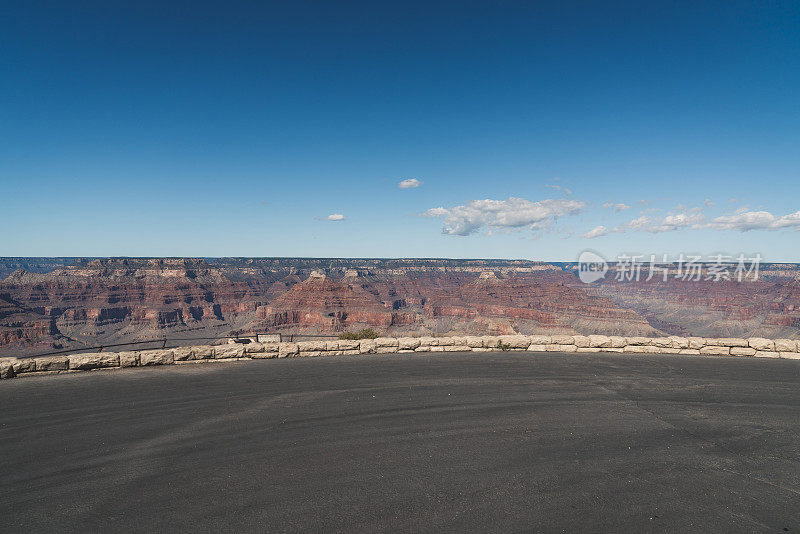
[1,1,798,260]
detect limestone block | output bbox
[140,349,174,366]
[172,347,194,361]
[527,344,547,351]
[588,335,612,348]
[678,349,701,355]
[341,349,360,356]
[415,346,432,352]
[337,339,360,350]
[279,343,299,358]
[118,351,139,367]
[250,350,278,359]
[528,335,550,345]
[706,338,747,347]
[730,347,756,356]
[11,359,36,374]
[576,348,597,353]
[599,347,624,353]
[398,337,421,350]
[0,358,15,379]
[465,336,484,348]
[651,337,673,348]
[482,336,501,348]
[193,345,215,359]
[437,337,455,346]
[69,352,120,370]
[359,340,376,354]
[214,345,244,359]
[748,338,775,351]
[547,344,577,352]
[375,337,398,347]
[297,340,327,352]
[699,346,730,355]
[376,346,398,354]
[299,351,324,357]
[430,346,445,352]
[550,335,574,345]
[259,342,279,353]
[623,345,648,353]
[419,336,438,346]
[609,336,627,348]
[449,336,467,346]
[481,336,500,349]
[244,342,265,354]
[444,345,471,352]
[499,335,530,349]
[572,335,591,348]
[626,337,648,345]
[754,351,780,358]
[243,341,264,354]
[471,347,491,352]
[688,337,706,349]
[669,336,689,349]
[257,334,281,343]
[774,339,798,352]
[33,356,69,372]
[780,352,800,360]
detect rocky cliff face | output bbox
[1,257,798,355]
[255,270,410,330]
[593,277,800,338]
[0,258,275,353]
[420,270,655,336]
[0,295,58,346]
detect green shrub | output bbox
[339,328,380,340]
[497,341,511,351]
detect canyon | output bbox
[1,257,798,356]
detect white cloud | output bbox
[425,197,585,236]
[622,215,653,230]
[398,178,422,189]
[705,210,800,231]
[602,202,631,212]
[580,225,608,238]
[652,211,705,232]
[609,206,800,234]
[325,213,346,221]
[616,209,705,233]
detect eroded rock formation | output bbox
[1,257,798,355]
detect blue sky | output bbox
[1,1,798,260]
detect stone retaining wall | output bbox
[2,335,798,380]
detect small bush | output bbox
[497,341,511,351]
[339,328,380,340]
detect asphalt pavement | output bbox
[1,351,799,533]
